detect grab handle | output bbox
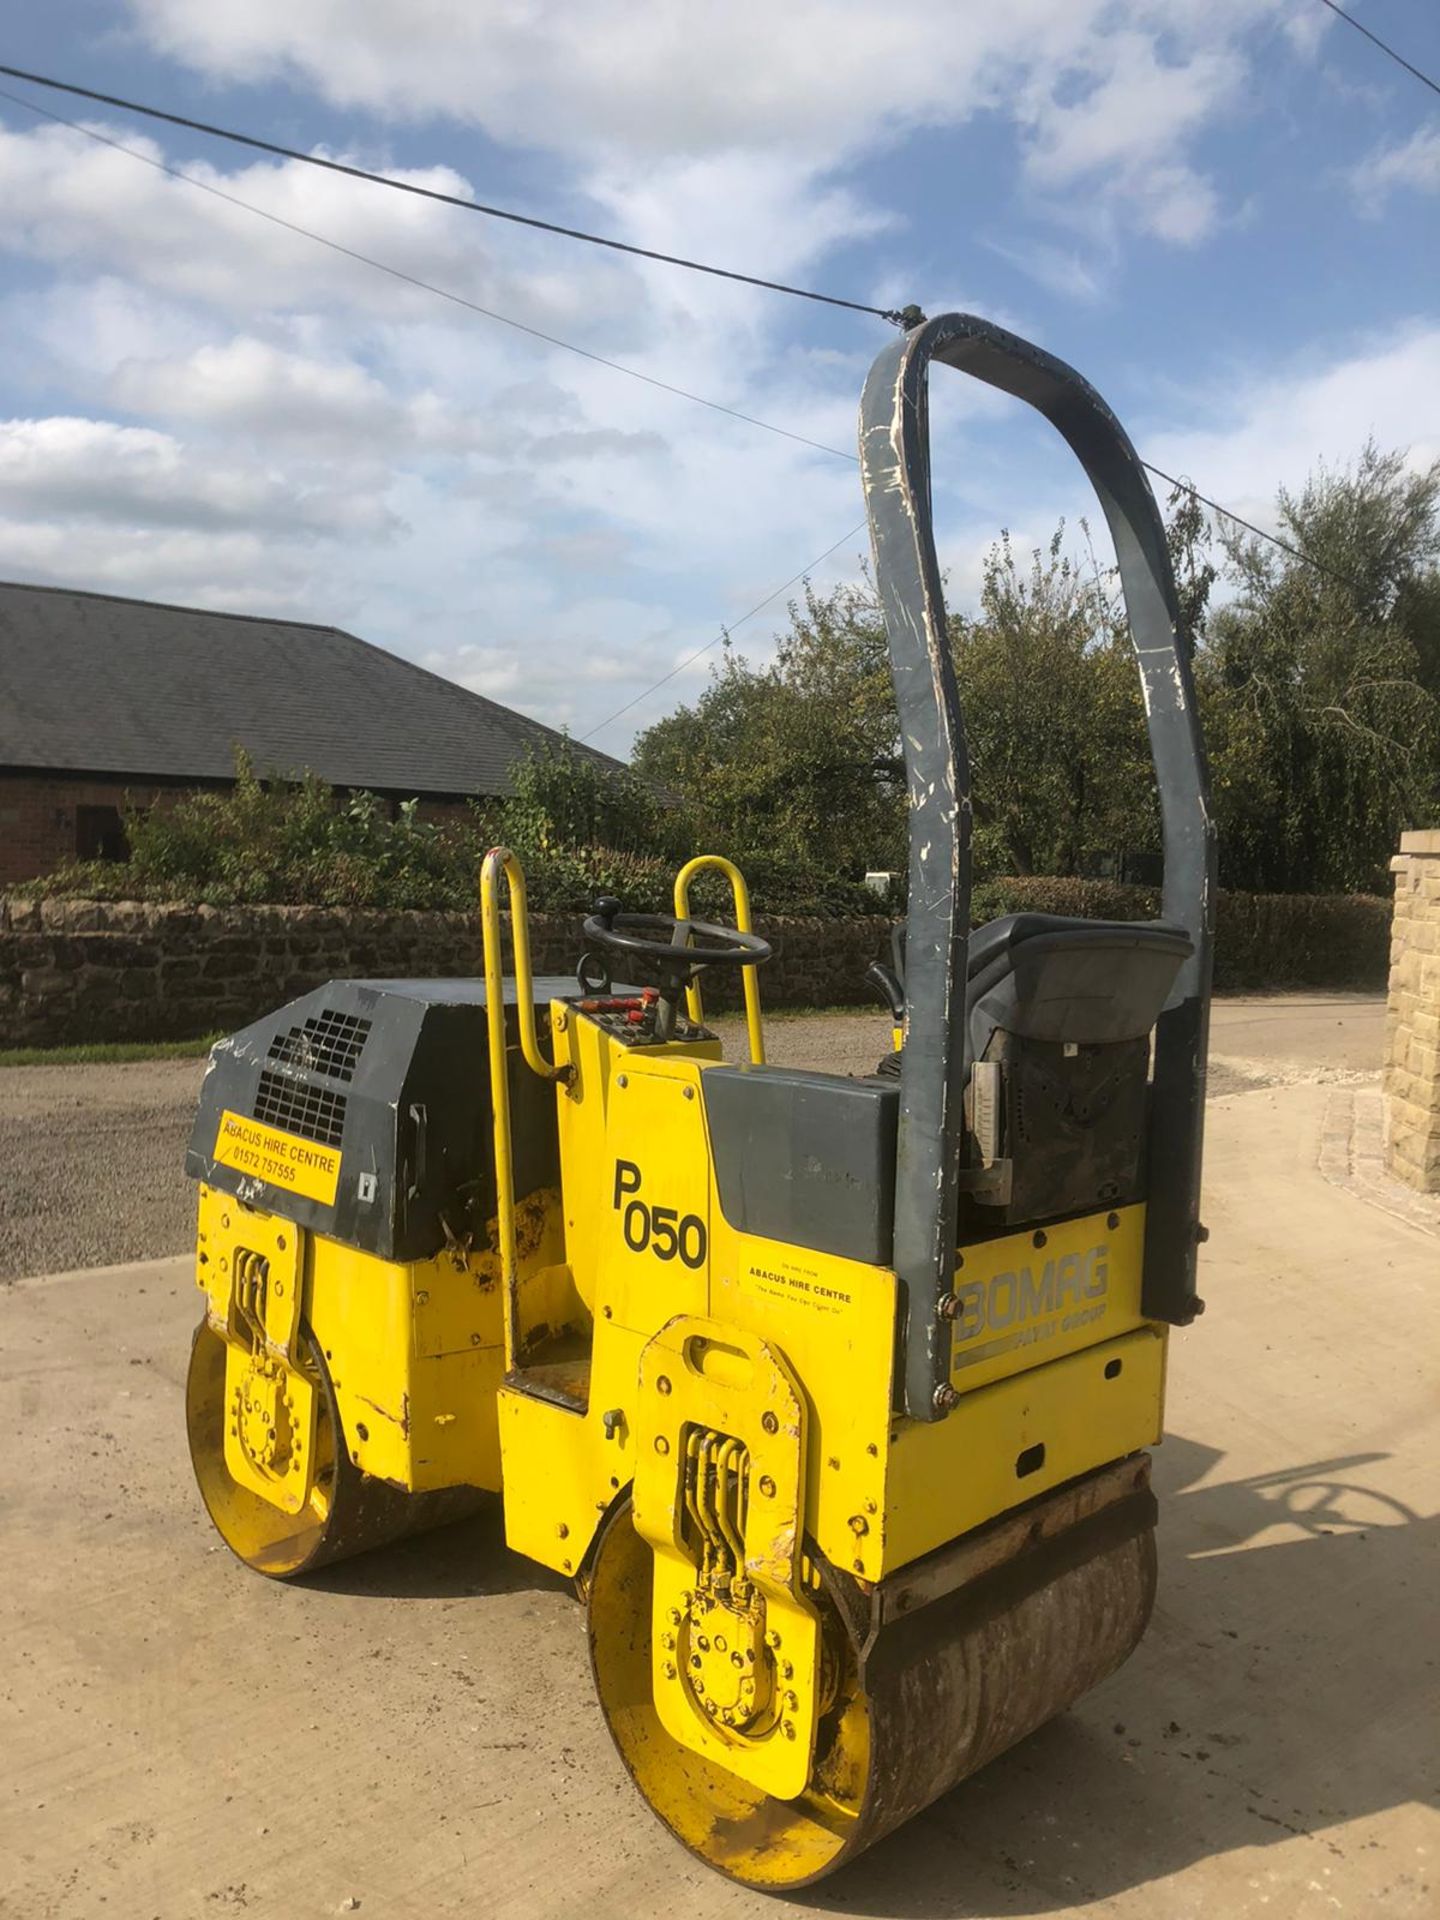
[673,855,765,1064]
[480,846,568,1373]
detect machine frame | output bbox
[183,310,1216,1889]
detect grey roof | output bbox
[0,579,620,794]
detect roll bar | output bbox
[859,314,1216,1422]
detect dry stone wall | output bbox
[0,898,895,1047]
[1385,830,1440,1193]
[0,884,1396,1050]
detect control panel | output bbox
[572,989,717,1049]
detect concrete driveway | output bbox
[2,1001,1436,1918]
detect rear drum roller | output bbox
[587,1490,1157,1889]
[186,1318,479,1579]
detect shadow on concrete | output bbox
[285,1430,1435,1912]
[300,1496,572,1602]
[808,1432,1435,1916]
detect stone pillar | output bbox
[1385,829,1440,1192]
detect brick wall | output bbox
[1385,829,1440,1193]
[0,774,177,886]
[0,777,489,888]
[0,898,895,1047]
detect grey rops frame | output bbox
[859,313,1216,1423]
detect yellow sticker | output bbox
[213,1108,342,1206]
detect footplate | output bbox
[631,1317,820,1800]
[204,1204,318,1517]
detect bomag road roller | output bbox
[183,313,1215,1888]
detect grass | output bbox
[0,1034,222,1068]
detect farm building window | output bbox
[75,804,128,863]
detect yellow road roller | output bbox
[184,312,1215,1887]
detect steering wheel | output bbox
[583,899,771,973]
[581,898,771,1038]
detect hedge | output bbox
[969,875,1389,990]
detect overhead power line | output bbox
[0,74,1373,736]
[1,77,1358,592]
[0,60,910,323]
[1139,463,1360,591]
[0,85,854,464]
[579,522,869,740]
[1314,0,1440,100]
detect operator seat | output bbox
[702,914,1194,1263]
[964,913,1192,1059]
[959,913,1193,1228]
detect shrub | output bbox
[23,752,887,919]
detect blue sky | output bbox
[0,1,1436,754]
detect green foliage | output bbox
[0,1034,225,1068]
[636,442,1440,900]
[26,442,1440,916]
[634,530,1160,887]
[968,873,1159,927]
[31,744,882,917]
[1197,443,1440,892]
[953,525,1157,876]
[39,751,486,910]
[503,737,678,860]
[631,579,906,884]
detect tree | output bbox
[631,578,906,883]
[1196,443,1440,892]
[951,525,1155,876]
[634,445,1440,902]
[502,736,675,859]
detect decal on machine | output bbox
[744,1257,852,1317]
[613,1160,706,1268]
[950,1244,1108,1370]
[213,1109,342,1206]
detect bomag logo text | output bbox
[952,1244,1108,1343]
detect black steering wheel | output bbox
[581,898,771,1038]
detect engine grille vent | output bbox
[253,1068,347,1149]
[267,1008,372,1082]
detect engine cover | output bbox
[185,977,565,1261]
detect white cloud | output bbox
[982,236,1106,304]
[124,0,1286,246]
[0,117,637,332]
[1144,325,1440,530]
[112,337,404,442]
[0,415,395,536]
[0,520,331,612]
[1349,125,1440,213]
[0,4,1419,755]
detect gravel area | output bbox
[0,1057,205,1281]
[0,995,1385,1282]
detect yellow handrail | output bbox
[673,854,766,1065]
[480,846,567,1374]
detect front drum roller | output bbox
[186,1318,479,1578]
[588,1475,1157,1889]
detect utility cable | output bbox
[1314,0,1440,100]
[578,522,869,740]
[0,60,912,322]
[0,84,854,464]
[0,82,1374,664]
[1139,463,1362,591]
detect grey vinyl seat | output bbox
[964,913,1193,1060]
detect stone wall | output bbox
[1385,830,1440,1193]
[0,882,1399,1051]
[0,898,895,1047]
